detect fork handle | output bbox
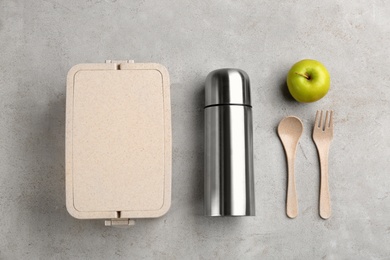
[318,147,331,219]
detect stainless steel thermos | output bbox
[204,69,255,216]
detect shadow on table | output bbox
[14,90,72,230]
[279,77,296,103]
[191,84,205,216]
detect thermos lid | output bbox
[205,68,251,107]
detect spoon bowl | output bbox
[278,116,304,144]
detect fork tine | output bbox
[325,111,330,129]
[315,110,321,128]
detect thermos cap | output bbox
[205,68,251,107]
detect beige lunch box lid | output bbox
[66,60,172,226]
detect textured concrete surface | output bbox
[1,0,390,259]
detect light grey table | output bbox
[1,0,389,259]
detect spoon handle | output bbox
[286,156,298,218]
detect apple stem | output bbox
[295,72,310,80]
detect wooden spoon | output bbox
[278,116,304,218]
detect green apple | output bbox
[287,59,330,102]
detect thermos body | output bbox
[204,69,255,217]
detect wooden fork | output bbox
[313,110,334,219]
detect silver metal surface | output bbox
[204,69,255,217]
[205,69,251,107]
